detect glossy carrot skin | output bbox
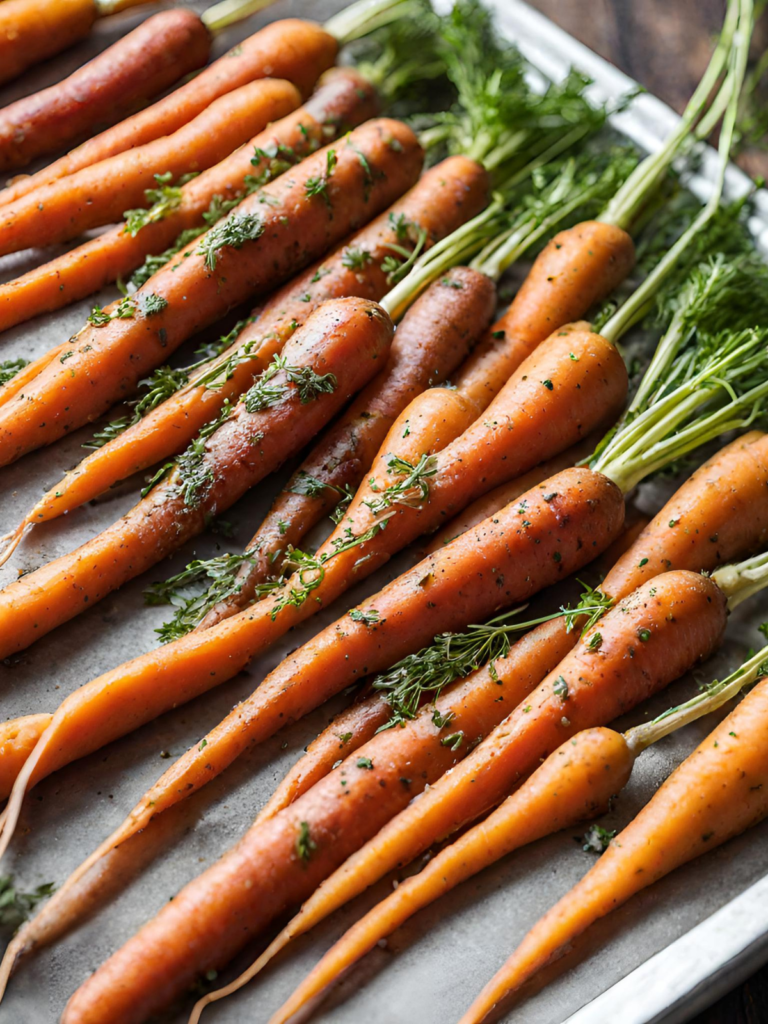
[0,10,210,172]
[0,19,338,204]
[203,265,498,626]
[19,155,487,521]
[58,474,625,1024]
[261,570,727,979]
[0,119,422,464]
[0,69,378,333]
[455,222,635,409]
[0,78,302,255]
[270,728,634,1024]
[0,0,97,87]
[0,299,394,659]
[462,681,768,1024]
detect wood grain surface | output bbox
[525,5,768,1021]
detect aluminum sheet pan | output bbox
[0,2,767,1022]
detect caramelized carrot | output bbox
[0,18,337,203]
[0,69,378,332]
[0,10,210,172]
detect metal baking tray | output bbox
[1,1,767,1021]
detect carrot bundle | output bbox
[0,9,211,173]
[0,118,422,465]
[60,567,731,1024]
[460,674,768,1023]
[0,68,379,334]
[0,16,338,205]
[255,633,768,1024]
[3,154,487,538]
[0,78,307,256]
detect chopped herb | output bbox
[0,358,28,387]
[356,757,374,770]
[304,149,338,209]
[123,171,184,236]
[296,820,317,863]
[441,731,464,750]
[580,824,617,853]
[553,676,569,700]
[198,212,264,271]
[341,246,373,270]
[349,608,380,626]
[140,293,169,317]
[0,875,55,930]
[363,453,437,517]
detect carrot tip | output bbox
[0,523,27,568]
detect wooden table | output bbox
[527,3,768,1022]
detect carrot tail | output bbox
[459,679,768,1024]
[260,728,635,1024]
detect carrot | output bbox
[0,78,302,256]
[0,68,378,332]
[425,430,602,553]
[0,0,103,87]
[56,568,726,1024]
[256,727,635,1024]
[198,264,497,629]
[4,155,486,538]
[0,18,337,204]
[460,677,768,1023]
[455,222,634,410]
[0,118,422,465]
[0,10,211,173]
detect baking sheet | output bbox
[1,2,767,1022]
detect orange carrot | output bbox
[0,0,102,87]
[0,78,302,255]
[200,264,498,627]
[460,679,768,1023]
[0,715,52,803]
[0,10,211,172]
[251,727,634,1024]
[0,118,422,465]
[5,155,486,534]
[0,68,378,332]
[57,568,726,1024]
[0,18,337,203]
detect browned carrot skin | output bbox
[17,155,485,519]
[455,222,635,409]
[0,18,338,205]
[0,118,422,464]
[0,69,378,333]
[202,266,498,627]
[0,299,394,659]
[59,472,626,1024]
[0,0,97,87]
[0,78,302,255]
[0,10,210,173]
[461,681,768,1024]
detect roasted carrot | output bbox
[460,677,768,1023]
[0,78,302,256]
[0,0,104,87]
[0,18,337,204]
[0,118,422,464]
[0,68,378,333]
[199,264,497,628]
[55,568,726,1024]
[3,155,486,542]
[0,10,210,173]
